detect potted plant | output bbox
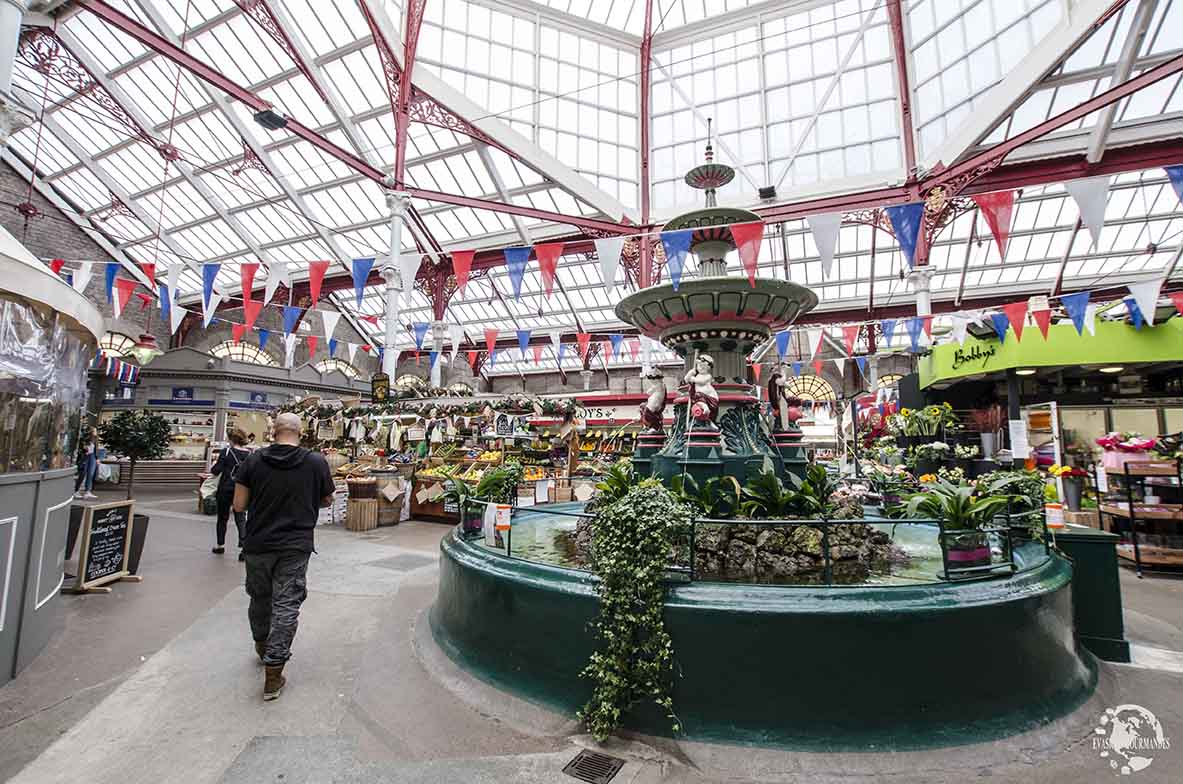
[911,441,950,477]
[1049,464,1088,512]
[905,477,1010,570]
[953,443,981,476]
[97,410,171,500]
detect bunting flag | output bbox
[989,313,1010,343]
[201,263,220,310]
[306,336,318,357]
[244,299,263,329]
[72,261,93,293]
[259,328,271,352]
[881,318,897,346]
[557,343,568,363]
[264,261,288,305]
[484,328,499,356]
[413,321,430,350]
[1002,301,1028,341]
[516,329,531,354]
[609,334,624,358]
[1084,303,1099,337]
[1167,165,1183,205]
[806,327,823,360]
[135,292,152,310]
[232,323,247,344]
[534,242,563,298]
[240,262,259,305]
[1124,298,1144,330]
[202,291,222,328]
[105,262,117,302]
[1060,291,1091,335]
[282,305,302,335]
[806,212,842,278]
[134,262,153,289]
[841,324,859,355]
[170,304,186,335]
[549,330,563,355]
[1127,279,1163,326]
[602,338,613,359]
[360,314,380,327]
[751,363,762,382]
[399,253,422,298]
[1171,291,1183,316]
[791,361,802,376]
[922,315,933,339]
[906,316,925,352]
[166,262,181,304]
[833,357,846,376]
[531,344,544,363]
[885,202,925,267]
[346,341,358,364]
[488,349,498,367]
[949,314,969,346]
[1064,176,1109,248]
[352,257,375,306]
[112,278,137,319]
[594,236,625,289]
[576,332,592,360]
[504,246,531,299]
[467,350,479,371]
[971,191,1015,259]
[429,350,440,369]
[1032,308,1052,340]
[322,310,340,344]
[812,359,823,375]
[49,258,65,275]
[856,356,867,376]
[775,329,791,359]
[284,334,296,368]
[627,338,640,362]
[157,282,171,322]
[730,221,764,286]
[328,338,338,357]
[452,250,475,294]
[307,260,330,305]
[449,324,464,360]
[661,229,694,291]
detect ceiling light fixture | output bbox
[1099,366,1125,374]
[1015,368,1037,376]
[126,332,164,366]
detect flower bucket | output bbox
[946,531,991,569]
[979,432,997,459]
[1061,477,1083,512]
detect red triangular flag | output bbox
[306,335,318,356]
[244,299,263,328]
[484,327,499,355]
[751,363,762,381]
[602,339,613,360]
[1032,309,1052,340]
[308,260,330,305]
[922,315,933,338]
[139,262,155,289]
[114,278,137,316]
[232,324,247,344]
[241,262,259,304]
[1002,301,1028,341]
[415,351,421,366]
[452,250,475,294]
[360,344,372,353]
[812,359,823,375]
[50,258,65,275]
[730,221,764,287]
[576,332,591,360]
[534,242,563,298]
[841,324,859,355]
[1170,291,1183,316]
[467,350,479,371]
[627,339,640,361]
[360,314,380,326]
[136,292,152,309]
[972,191,1016,259]
[531,345,544,363]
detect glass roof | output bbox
[6,0,1180,378]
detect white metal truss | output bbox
[1085,0,1160,163]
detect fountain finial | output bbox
[685,116,734,208]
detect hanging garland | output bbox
[277,393,582,422]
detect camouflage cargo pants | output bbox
[245,551,311,666]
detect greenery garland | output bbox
[579,479,692,741]
[278,393,581,421]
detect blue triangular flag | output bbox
[258,329,270,351]
[1126,297,1145,330]
[328,338,338,357]
[489,349,497,366]
[504,246,531,299]
[1166,165,1183,205]
[412,321,430,350]
[105,263,117,302]
[885,203,925,267]
[516,328,531,354]
[377,346,385,365]
[352,257,376,306]
[282,305,302,335]
[660,229,694,291]
[609,334,624,356]
[791,361,802,376]
[429,350,440,368]
[557,343,567,363]
[158,282,170,321]
[856,357,867,376]
[990,313,1010,343]
[881,319,897,346]
[906,316,925,352]
[775,329,791,358]
[1060,291,1090,335]
[202,263,220,308]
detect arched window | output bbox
[100,332,136,356]
[313,358,360,379]
[877,373,903,390]
[209,340,276,366]
[785,375,835,401]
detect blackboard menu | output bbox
[495,414,513,437]
[80,502,133,588]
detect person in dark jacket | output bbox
[209,427,251,558]
[233,412,334,701]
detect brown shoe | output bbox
[263,664,285,701]
[254,640,266,663]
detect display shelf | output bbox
[1117,544,1183,567]
[1106,463,1180,477]
[1100,503,1183,521]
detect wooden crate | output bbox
[1064,509,1101,528]
[345,498,379,532]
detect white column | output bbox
[0,0,33,147]
[430,319,446,387]
[907,266,936,317]
[382,191,409,377]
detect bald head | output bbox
[272,412,303,444]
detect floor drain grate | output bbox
[562,749,626,784]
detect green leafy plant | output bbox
[593,459,634,506]
[978,469,1045,513]
[474,460,524,504]
[670,473,742,519]
[579,480,692,741]
[97,410,171,499]
[904,478,1009,531]
[740,470,800,518]
[789,463,840,516]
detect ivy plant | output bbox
[579,479,692,741]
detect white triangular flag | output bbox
[1127,278,1163,326]
[322,310,341,343]
[399,253,422,297]
[202,290,222,327]
[284,333,296,368]
[170,304,186,334]
[832,357,846,375]
[387,349,400,375]
[167,262,181,302]
[449,324,464,360]
[1064,176,1109,249]
[950,314,969,346]
[806,327,824,360]
[594,236,625,288]
[1084,303,1099,336]
[71,261,93,293]
[549,330,563,353]
[264,260,289,305]
[346,342,358,364]
[806,212,842,278]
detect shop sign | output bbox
[171,386,195,402]
[495,413,513,436]
[249,391,267,404]
[950,344,996,371]
[371,372,390,403]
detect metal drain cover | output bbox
[562,749,625,783]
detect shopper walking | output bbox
[233,412,334,701]
[208,428,251,559]
[73,426,98,499]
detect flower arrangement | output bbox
[938,465,967,484]
[918,473,937,483]
[894,404,952,436]
[1095,432,1157,453]
[913,441,951,460]
[954,444,980,460]
[1048,464,1088,478]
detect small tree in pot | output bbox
[97,410,171,500]
[905,477,1009,570]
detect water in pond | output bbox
[481,506,951,585]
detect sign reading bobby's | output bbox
[951,344,996,370]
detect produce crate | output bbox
[1064,509,1102,528]
[345,498,379,531]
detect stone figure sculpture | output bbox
[639,369,668,434]
[769,363,804,432]
[684,354,719,428]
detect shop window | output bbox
[99,332,136,356]
[784,375,836,401]
[313,358,360,379]
[208,341,276,366]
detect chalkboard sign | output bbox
[442,498,459,514]
[75,501,134,591]
[495,414,513,437]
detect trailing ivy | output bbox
[579,479,692,741]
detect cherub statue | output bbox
[768,362,805,432]
[684,353,719,429]
[639,369,668,434]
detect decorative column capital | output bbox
[0,93,34,147]
[906,265,936,291]
[384,190,410,215]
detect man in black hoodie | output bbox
[233,412,334,701]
